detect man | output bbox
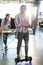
[31,14,37,35]
[15,5,31,60]
[1,14,11,50]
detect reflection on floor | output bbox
[0,26,43,65]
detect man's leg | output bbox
[24,32,29,59]
[33,26,36,35]
[17,32,23,60]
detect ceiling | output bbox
[0,0,40,6]
[0,0,39,3]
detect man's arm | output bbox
[21,17,31,28]
[15,15,21,28]
[20,23,31,28]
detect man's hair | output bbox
[20,5,26,9]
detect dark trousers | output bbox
[17,32,29,56]
[3,33,8,46]
[33,26,36,35]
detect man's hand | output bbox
[20,23,31,28]
[20,24,25,27]
[25,24,31,27]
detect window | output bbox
[0,2,37,24]
[38,1,43,18]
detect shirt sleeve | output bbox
[15,14,21,28]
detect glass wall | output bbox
[0,2,38,24]
[38,1,43,18]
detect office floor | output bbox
[0,26,43,65]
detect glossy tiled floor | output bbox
[0,26,43,65]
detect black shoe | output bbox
[4,46,8,51]
[15,56,21,64]
[25,55,32,61]
[17,56,21,60]
[25,55,29,60]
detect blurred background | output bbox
[0,0,43,65]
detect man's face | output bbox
[21,6,26,13]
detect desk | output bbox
[2,29,17,33]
